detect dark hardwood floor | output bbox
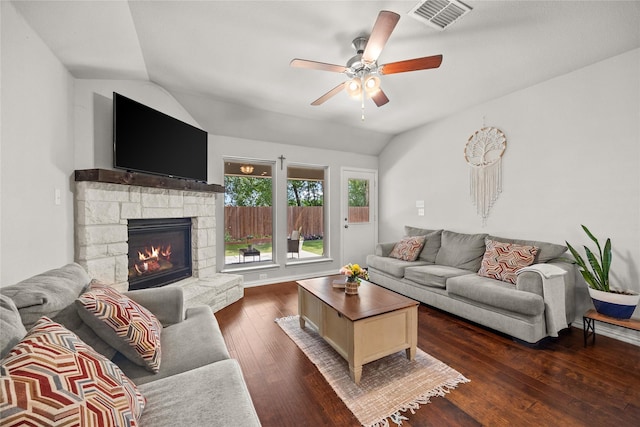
[215,281,640,426]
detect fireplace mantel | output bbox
[75,169,224,193]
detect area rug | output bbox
[275,315,470,427]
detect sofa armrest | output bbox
[515,261,577,324]
[515,269,544,296]
[376,242,397,257]
[124,287,184,327]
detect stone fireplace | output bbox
[74,169,242,311]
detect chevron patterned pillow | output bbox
[0,317,145,426]
[478,239,539,284]
[76,283,162,373]
[389,235,427,262]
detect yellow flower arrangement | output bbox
[339,263,369,283]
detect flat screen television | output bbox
[113,92,208,182]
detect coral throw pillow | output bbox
[389,236,427,262]
[478,239,539,284]
[76,283,162,373]
[0,317,145,426]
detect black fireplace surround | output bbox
[127,218,192,290]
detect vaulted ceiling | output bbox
[12,1,640,155]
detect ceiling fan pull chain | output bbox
[361,75,365,121]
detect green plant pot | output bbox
[588,288,639,319]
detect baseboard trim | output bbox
[243,268,339,287]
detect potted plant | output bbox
[566,225,639,319]
[339,263,369,295]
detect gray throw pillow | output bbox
[435,230,488,271]
[0,294,28,358]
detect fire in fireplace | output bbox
[127,218,192,290]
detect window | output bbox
[287,165,326,259]
[223,161,274,265]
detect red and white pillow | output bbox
[389,236,427,262]
[0,317,145,426]
[76,282,162,373]
[478,239,539,284]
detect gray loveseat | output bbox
[0,263,261,426]
[366,226,575,344]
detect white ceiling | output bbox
[12,0,640,155]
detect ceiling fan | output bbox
[290,10,443,110]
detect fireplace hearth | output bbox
[128,218,192,290]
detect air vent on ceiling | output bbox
[408,0,472,30]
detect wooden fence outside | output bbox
[224,206,369,240]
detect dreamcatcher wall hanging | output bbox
[464,127,507,226]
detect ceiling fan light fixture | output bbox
[364,75,381,93]
[240,165,254,174]
[345,78,362,98]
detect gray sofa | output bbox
[366,227,576,344]
[0,263,261,426]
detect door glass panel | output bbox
[348,178,370,224]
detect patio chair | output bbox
[288,228,303,258]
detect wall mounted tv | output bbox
[113,92,208,182]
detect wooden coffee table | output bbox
[296,275,418,384]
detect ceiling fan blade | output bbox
[371,88,389,107]
[362,11,400,63]
[380,55,443,75]
[290,59,347,73]
[311,82,346,106]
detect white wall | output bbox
[74,80,201,173]
[212,135,378,285]
[379,49,640,343]
[1,2,75,285]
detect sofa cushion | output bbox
[138,359,261,427]
[435,231,488,271]
[404,227,443,263]
[404,225,438,236]
[366,255,429,278]
[0,263,90,329]
[76,283,162,373]
[478,239,539,284]
[447,274,545,316]
[488,235,567,263]
[389,236,426,261]
[1,317,145,426]
[404,265,474,289]
[115,306,231,385]
[0,295,27,359]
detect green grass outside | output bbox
[224,239,324,256]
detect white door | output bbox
[341,168,378,267]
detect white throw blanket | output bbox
[517,264,568,337]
